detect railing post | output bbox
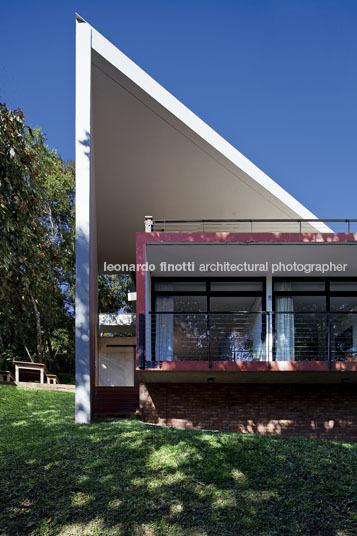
[144,215,153,232]
[138,313,145,369]
[266,311,274,362]
[207,312,212,368]
[327,312,331,369]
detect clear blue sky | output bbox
[1,0,356,218]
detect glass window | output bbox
[274,281,325,291]
[330,281,357,291]
[275,295,326,312]
[155,295,207,313]
[330,297,357,313]
[153,278,265,363]
[275,313,328,362]
[332,315,357,360]
[154,281,206,292]
[210,297,264,362]
[211,281,263,292]
[210,296,262,312]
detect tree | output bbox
[1,103,45,364]
[1,101,133,375]
[0,102,75,371]
[98,274,135,314]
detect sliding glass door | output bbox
[273,279,357,361]
[152,278,265,362]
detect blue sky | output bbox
[1,0,356,218]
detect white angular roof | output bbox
[76,16,330,268]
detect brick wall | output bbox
[140,383,357,442]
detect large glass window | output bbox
[330,297,357,313]
[155,281,206,292]
[210,281,263,292]
[275,295,326,313]
[152,278,265,362]
[273,279,357,362]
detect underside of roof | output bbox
[76,17,331,269]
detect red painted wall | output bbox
[135,231,357,371]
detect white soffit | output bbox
[81,20,332,268]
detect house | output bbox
[75,15,357,440]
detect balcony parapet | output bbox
[145,218,357,234]
[138,311,357,369]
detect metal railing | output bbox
[148,218,357,234]
[273,312,357,363]
[139,311,357,368]
[150,311,267,368]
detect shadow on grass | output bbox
[0,385,356,536]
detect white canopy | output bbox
[76,15,330,270]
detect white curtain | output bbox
[155,284,174,361]
[275,282,295,361]
[251,297,265,361]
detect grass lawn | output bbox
[0,385,356,536]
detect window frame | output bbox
[272,277,357,362]
[152,277,266,313]
[151,277,266,363]
[273,277,357,313]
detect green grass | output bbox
[0,385,356,536]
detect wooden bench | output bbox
[13,361,59,385]
[46,374,60,385]
[0,370,15,383]
[13,361,49,384]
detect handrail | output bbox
[153,219,357,223]
[147,311,357,365]
[149,218,357,234]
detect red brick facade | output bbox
[140,383,357,442]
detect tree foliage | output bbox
[98,274,134,314]
[0,102,75,371]
[0,102,134,374]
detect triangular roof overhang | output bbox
[75,16,331,271]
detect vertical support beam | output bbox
[144,216,153,232]
[75,17,96,424]
[138,313,146,368]
[327,313,331,369]
[40,368,44,384]
[15,365,19,383]
[207,312,212,368]
[266,276,273,362]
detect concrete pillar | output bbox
[40,369,44,384]
[75,18,97,424]
[15,366,19,383]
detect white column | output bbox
[144,216,153,232]
[15,366,19,383]
[75,17,96,424]
[40,369,44,384]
